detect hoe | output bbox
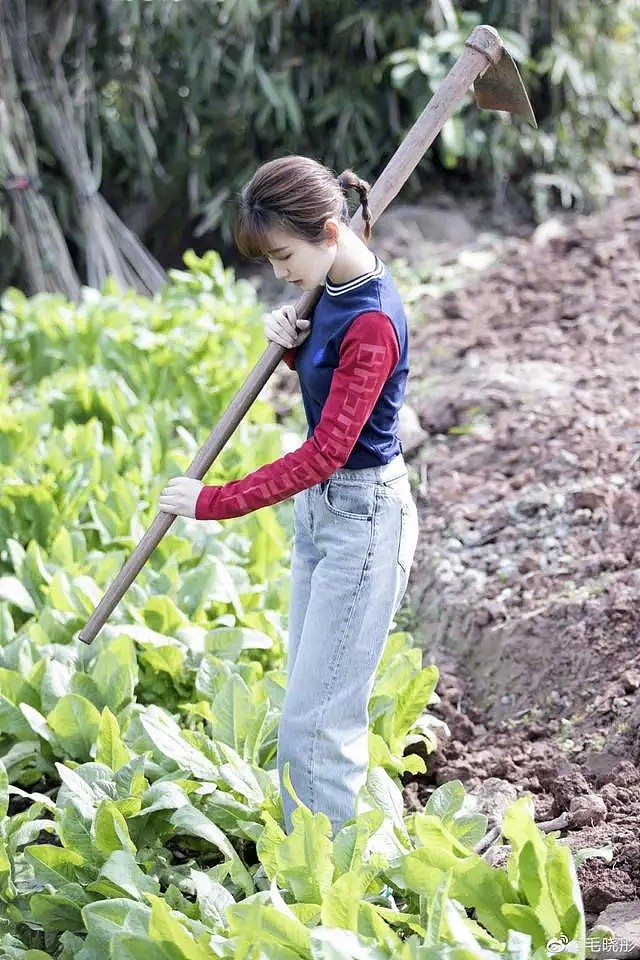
[79,24,536,645]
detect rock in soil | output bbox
[590,900,640,958]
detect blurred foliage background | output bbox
[0,0,639,295]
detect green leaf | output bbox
[57,806,95,863]
[402,753,426,775]
[0,576,35,613]
[30,893,85,933]
[205,626,273,659]
[426,781,466,821]
[321,870,368,931]
[208,673,252,751]
[243,699,279,766]
[332,808,384,877]
[424,870,450,944]
[546,843,585,941]
[190,869,236,929]
[108,936,174,960]
[47,694,102,760]
[502,797,562,935]
[49,527,75,567]
[390,666,439,748]
[82,898,151,947]
[143,641,186,674]
[177,565,217,617]
[133,780,190,818]
[424,782,487,850]
[141,596,190,635]
[46,571,77,613]
[0,761,8,820]
[519,840,543,907]
[206,556,244,616]
[0,936,54,960]
[169,804,254,896]
[226,898,311,959]
[267,782,334,903]
[24,845,85,887]
[95,708,132,770]
[362,767,407,837]
[448,812,488,850]
[500,904,548,945]
[94,800,137,856]
[405,816,517,942]
[55,762,113,818]
[146,894,213,960]
[19,703,55,745]
[138,708,219,780]
[0,668,40,739]
[91,636,138,713]
[87,850,161,901]
[0,603,15,644]
[309,927,388,959]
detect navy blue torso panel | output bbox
[293,257,409,468]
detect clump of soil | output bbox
[401,179,640,915]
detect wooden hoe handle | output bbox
[79,26,513,644]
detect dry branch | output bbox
[0,6,81,299]
[6,0,167,295]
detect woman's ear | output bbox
[323,217,341,246]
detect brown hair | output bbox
[235,155,372,260]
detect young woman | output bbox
[158,155,419,836]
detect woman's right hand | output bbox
[263,305,311,349]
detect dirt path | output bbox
[401,180,640,925]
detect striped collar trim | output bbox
[324,256,384,296]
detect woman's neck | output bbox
[327,228,377,284]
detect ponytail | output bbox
[337,169,372,241]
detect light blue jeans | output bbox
[277,452,419,835]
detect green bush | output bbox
[95,0,640,241]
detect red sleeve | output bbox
[282,347,297,370]
[195,311,400,520]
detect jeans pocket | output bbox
[324,479,375,521]
[397,500,419,574]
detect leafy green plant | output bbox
[0,256,587,956]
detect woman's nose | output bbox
[273,263,288,280]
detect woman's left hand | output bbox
[158,477,204,518]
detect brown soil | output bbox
[400,180,640,922]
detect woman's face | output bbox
[265,224,338,291]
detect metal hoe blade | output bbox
[469,28,537,128]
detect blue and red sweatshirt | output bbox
[195,256,409,520]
